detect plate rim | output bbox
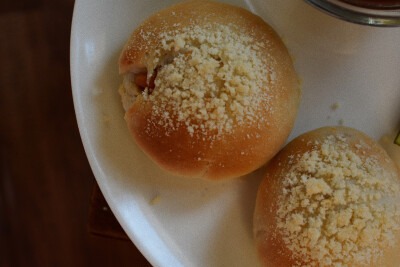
[69,1,179,266]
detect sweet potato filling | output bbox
[134,69,158,94]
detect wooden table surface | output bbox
[0,0,151,266]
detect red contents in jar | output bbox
[339,0,400,9]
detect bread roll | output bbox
[254,126,400,266]
[118,0,301,180]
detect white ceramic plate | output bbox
[70,0,400,266]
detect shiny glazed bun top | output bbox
[254,127,400,266]
[119,1,301,179]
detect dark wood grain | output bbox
[89,183,129,240]
[0,0,151,266]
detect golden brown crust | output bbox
[119,1,291,74]
[253,126,400,266]
[120,1,301,180]
[125,99,293,179]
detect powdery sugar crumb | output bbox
[142,23,274,137]
[276,134,400,267]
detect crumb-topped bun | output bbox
[254,126,400,266]
[118,0,301,180]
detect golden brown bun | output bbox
[254,126,400,266]
[119,1,294,75]
[119,1,301,180]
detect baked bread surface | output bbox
[119,1,301,179]
[254,126,400,266]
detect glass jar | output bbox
[304,0,400,26]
